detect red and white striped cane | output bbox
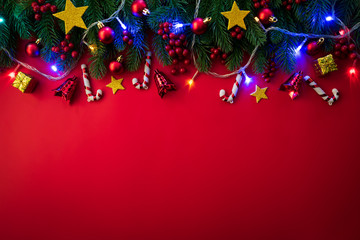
[81,64,103,102]
[132,51,152,90]
[219,72,243,104]
[304,76,339,106]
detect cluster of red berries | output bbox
[282,0,307,11]
[51,34,78,60]
[253,0,270,9]
[334,38,358,60]
[158,22,191,75]
[210,47,228,65]
[31,0,57,21]
[262,58,277,82]
[230,26,245,41]
[122,30,134,46]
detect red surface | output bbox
[1,46,360,239]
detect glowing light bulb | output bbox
[339,29,345,36]
[9,72,16,78]
[295,38,307,56]
[0,17,4,23]
[326,16,334,21]
[187,79,194,87]
[243,72,252,85]
[116,17,127,30]
[51,65,58,72]
[174,23,184,29]
[349,67,356,75]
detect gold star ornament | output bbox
[53,0,88,34]
[251,85,268,103]
[221,1,250,30]
[107,76,125,94]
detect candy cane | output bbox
[304,76,339,106]
[219,72,243,104]
[81,64,103,102]
[132,51,151,90]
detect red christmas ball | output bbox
[306,41,320,55]
[258,8,274,25]
[131,0,148,17]
[109,61,124,74]
[98,27,115,44]
[25,42,40,57]
[191,18,209,35]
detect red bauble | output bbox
[109,61,124,74]
[25,42,40,57]
[191,18,209,35]
[98,27,115,44]
[258,8,274,25]
[131,0,149,17]
[71,51,79,58]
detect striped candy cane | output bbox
[132,51,152,90]
[81,64,103,102]
[304,76,339,106]
[219,72,243,104]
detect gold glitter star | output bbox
[221,1,250,30]
[53,0,88,34]
[251,85,268,103]
[107,76,125,94]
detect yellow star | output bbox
[221,1,250,30]
[53,0,88,34]
[251,85,268,103]
[107,76,125,94]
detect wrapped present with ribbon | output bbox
[53,77,77,102]
[12,71,37,93]
[314,54,338,76]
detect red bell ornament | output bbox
[25,39,41,57]
[98,22,115,45]
[191,17,211,35]
[258,8,277,25]
[306,38,324,56]
[131,0,150,17]
[109,56,124,74]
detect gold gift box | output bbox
[12,71,37,93]
[314,54,338,76]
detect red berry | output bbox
[165,45,172,51]
[54,47,60,53]
[38,0,45,4]
[172,59,179,65]
[221,60,226,65]
[334,51,341,57]
[63,46,70,52]
[60,54,66,60]
[171,68,177,75]
[183,49,190,57]
[254,2,260,8]
[295,0,301,3]
[236,34,243,40]
[34,13,41,21]
[51,47,56,52]
[262,73,269,78]
[180,67,186,74]
[169,39,175,46]
[175,40,182,47]
[179,34,186,41]
[271,67,276,72]
[340,38,346,44]
[282,1,287,6]
[213,49,220,55]
[50,5,57,13]
[33,5,40,12]
[349,44,356,51]
[61,41,68,47]
[235,27,241,33]
[334,43,342,50]
[210,53,216,60]
[265,78,271,82]
[159,23,164,29]
[122,36,129,42]
[71,51,79,58]
[350,53,357,59]
[164,27,170,33]
[68,43,74,49]
[260,0,266,7]
[184,59,191,65]
[162,34,168,40]
[231,31,237,38]
[157,29,164,35]
[269,72,275,77]
[163,22,169,28]
[341,45,348,53]
[169,23,173,28]
[169,49,176,57]
[175,47,183,56]
[169,33,176,39]
[288,0,293,3]
[286,5,292,11]
[271,62,276,67]
[122,30,129,36]
[222,53,228,59]
[45,3,51,8]
[40,5,46,13]
[128,39,133,45]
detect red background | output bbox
[1,44,360,239]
